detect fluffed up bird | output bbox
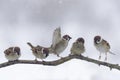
[4,46,21,61]
[27,42,49,61]
[50,27,72,58]
[94,35,115,61]
[70,37,85,55]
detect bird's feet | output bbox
[98,56,101,60]
[104,57,107,61]
[57,54,63,59]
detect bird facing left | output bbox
[4,47,21,61]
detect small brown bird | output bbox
[94,35,115,61]
[52,35,71,57]
[70,37,85,55]
[27,42,49,61]
[50,27,71,58]
[4,47,21,61]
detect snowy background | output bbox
[0,0,120,80]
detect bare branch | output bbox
[0,55,119,71]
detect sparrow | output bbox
[70,37,85,55]
[94,35,115,61]
[4,46,21,61]
[49,27,72,58]
[27,42,49,61]
[52,34,71,57]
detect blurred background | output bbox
[0,0,120,80]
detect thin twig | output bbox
[0,55,119,71]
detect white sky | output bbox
[0,0,120,80]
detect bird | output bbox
[94,35,115,61]
[70,37,85,55]
[49,27,72,58]
[52,34,71,58]
[4,46,21,61]
[27,42,49,61]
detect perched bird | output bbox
[94,35,115,61]
[4,47,21,61]
[70,37,85,55]
[27,42,49,61]
[52,35,71,57]
[50,27,72,58]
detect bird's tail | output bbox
[27,42,34,48]
[109,51,116,55]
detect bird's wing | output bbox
[14,47,21,55]
[70,42,75,51]
[51,27,61,49]
[102,39,110,49]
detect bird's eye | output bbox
[97,39,101,43]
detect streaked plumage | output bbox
[50,27,71,58]
[70,38,85,55]
[52,35,71,57]
[4,47,21,61]
[94,35,115,61]
[27,42,49,61]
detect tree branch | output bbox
[0,55,119,70]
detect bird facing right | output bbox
[53,34,72,57]
[50,27,72,58]
[70,37,85,55]
[27,42,49,61]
